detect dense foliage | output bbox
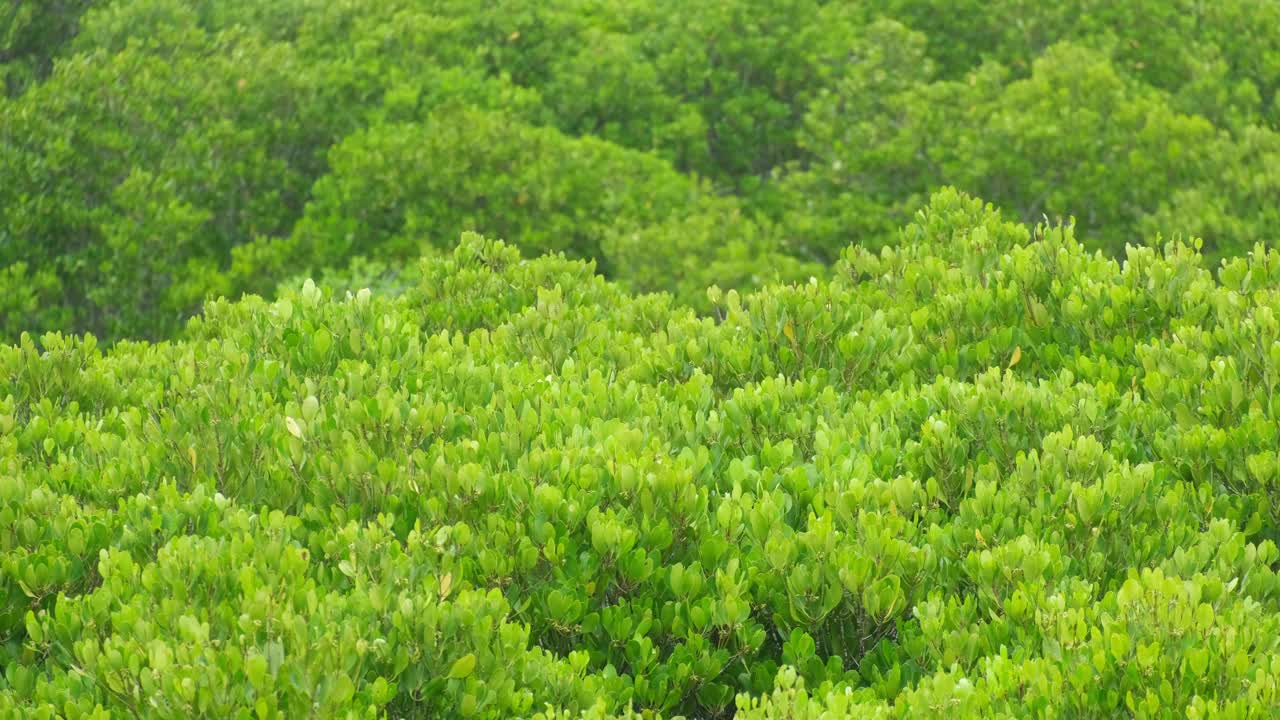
[3,0,1279,341]
[4,0,1280,717]
[6,191,1280,718]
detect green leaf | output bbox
[328,674,355,705]
[1187,648,1209,678]
[448,653,477,680]
[1195,603,1214,632]
[246,652,269,690]
[1109,632,1131,660]
[302,395,320,422]
[24,611,43,644]
[313,327,333,356]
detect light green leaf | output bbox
[449,653,477,680]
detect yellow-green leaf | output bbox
[449,653,477,679]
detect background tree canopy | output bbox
[2,0,1277,341]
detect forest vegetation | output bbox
[4,1,1280,718]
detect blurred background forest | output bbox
[3,0,1278,341]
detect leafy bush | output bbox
[5,0,1280,343]
[778,40,1259,262]
[0,0,95,96]
[6,0,1280,714]
[869,0,1280,128]
[269,108,813,309]
[6,190,1280,717]
[0,33,360,340]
